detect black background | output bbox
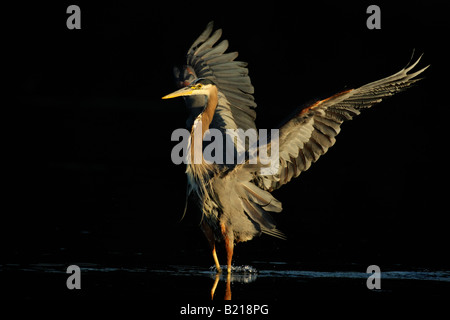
[4,1,450,299]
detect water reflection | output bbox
[210,273,230,300]
[209,266,258,300]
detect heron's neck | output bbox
[200,85,218,134]
[188,85,218,171]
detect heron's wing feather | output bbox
[254,55,429,192]
[181,21,257,132]
[227,165,286,240]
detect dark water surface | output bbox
[2,261,449,300]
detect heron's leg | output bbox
[224,238,234,273]
[201,221,221,273]
[211,246,221,273]
[220,223,234,273]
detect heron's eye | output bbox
[190,83,202,90]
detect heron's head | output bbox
[162,78,216,99]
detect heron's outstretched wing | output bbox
[254,55,429,192]
[176,21,257,132]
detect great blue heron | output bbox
[162,21,428,274]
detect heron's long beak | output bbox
[161,86,194,99]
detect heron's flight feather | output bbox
[253,55,429,191]
[181,21,257,138]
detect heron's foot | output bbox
[210,265,222,273]
[215,262,222,273]
[210,264,233,273]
